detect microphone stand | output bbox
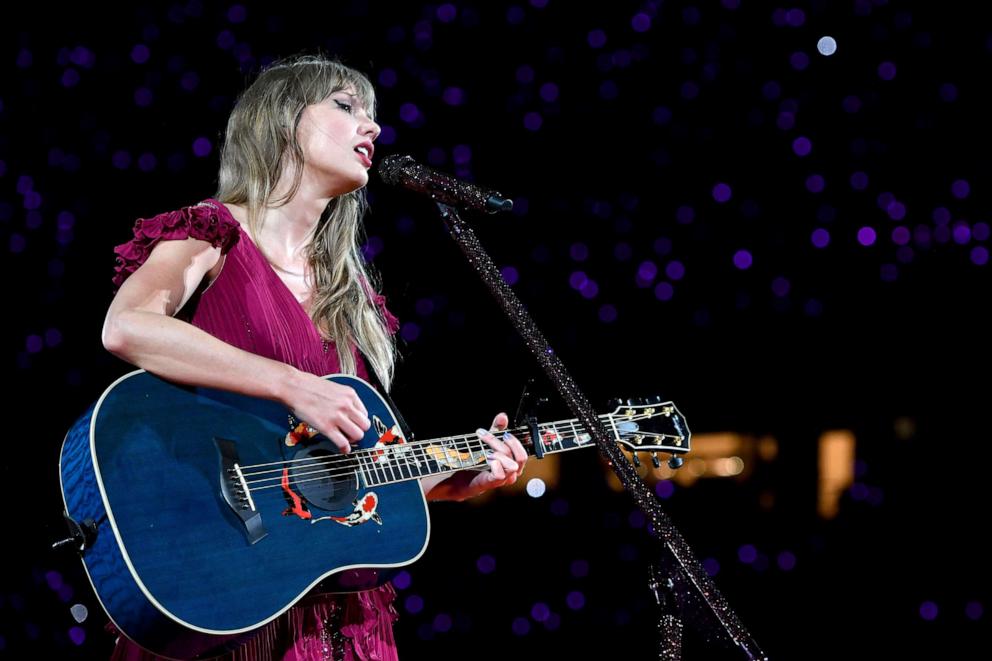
[429,199,767,659]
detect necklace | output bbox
[269,261,305,277]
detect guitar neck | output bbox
[357,413,614,488]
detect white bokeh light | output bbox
[817,36,838,56]
[526,477,547,498]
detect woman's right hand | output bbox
[281,370,371,453]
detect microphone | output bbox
[378,154,513,214]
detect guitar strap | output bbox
[358,349,416,442]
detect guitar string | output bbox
[234,412,660,477]
[234,411,661,473]
[235,415,678,484]
[235,427,683,492]
[241,427,686,494]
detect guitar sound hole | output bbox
[288,444,358,512]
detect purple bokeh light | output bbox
[404,594,424,614]
[655,480,675,499]
[436,4,457,22]
[738,544,758,564]
[857,227,877,246]
[919,601,938,621]
[654,282,674,301]
[666,260,685,280]
[476,554,496,574]
[971,246,989,266]
[777,550,797,571]
[512,616,531,635]
[392,571,412,589]
[878,61,897,81]
[951,179,971,199]
[433,613,452,633]
[587,29,607,48]
[192,137,212,157]
[400,322,420,343]
[805,174,825,193]
[733,249,753,269]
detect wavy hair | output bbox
[214,52,397,392]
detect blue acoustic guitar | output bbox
[58,370,690,659]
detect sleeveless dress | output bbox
[104,198,402,660]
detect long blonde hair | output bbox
[214,52,397,391]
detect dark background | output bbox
[3,1,990,658]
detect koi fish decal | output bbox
[280,468,312,520]
[312,492,383,527]
[284,420,320,448]
[370,415,420,467]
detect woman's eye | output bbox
[334,100,353,113]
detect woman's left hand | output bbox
[425,411,529,502]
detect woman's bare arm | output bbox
[102,235,369,451]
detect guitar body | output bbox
[60,370,428,659]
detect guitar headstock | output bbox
[607,396,691,469]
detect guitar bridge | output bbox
[215,437,268,544]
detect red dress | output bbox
[105,198,402,660]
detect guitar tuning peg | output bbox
[668,455,684,470]
[631,452,641,468]
[651,452,661,469]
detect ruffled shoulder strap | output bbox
[112,199,241,294]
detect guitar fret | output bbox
[468,435,482,466]
[385,447,398,484]
[407,442,421,478]
[367,452,380,487]
[368,449,384,485]
[394,444,409,482]
[357,451,374,487]
[418,443,434,475]
[410,442,422,477]
[378,451,390,484]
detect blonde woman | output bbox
[101,53,527,660]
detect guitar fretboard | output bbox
[357,414,618,487]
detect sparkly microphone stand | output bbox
[380,156,767,660]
